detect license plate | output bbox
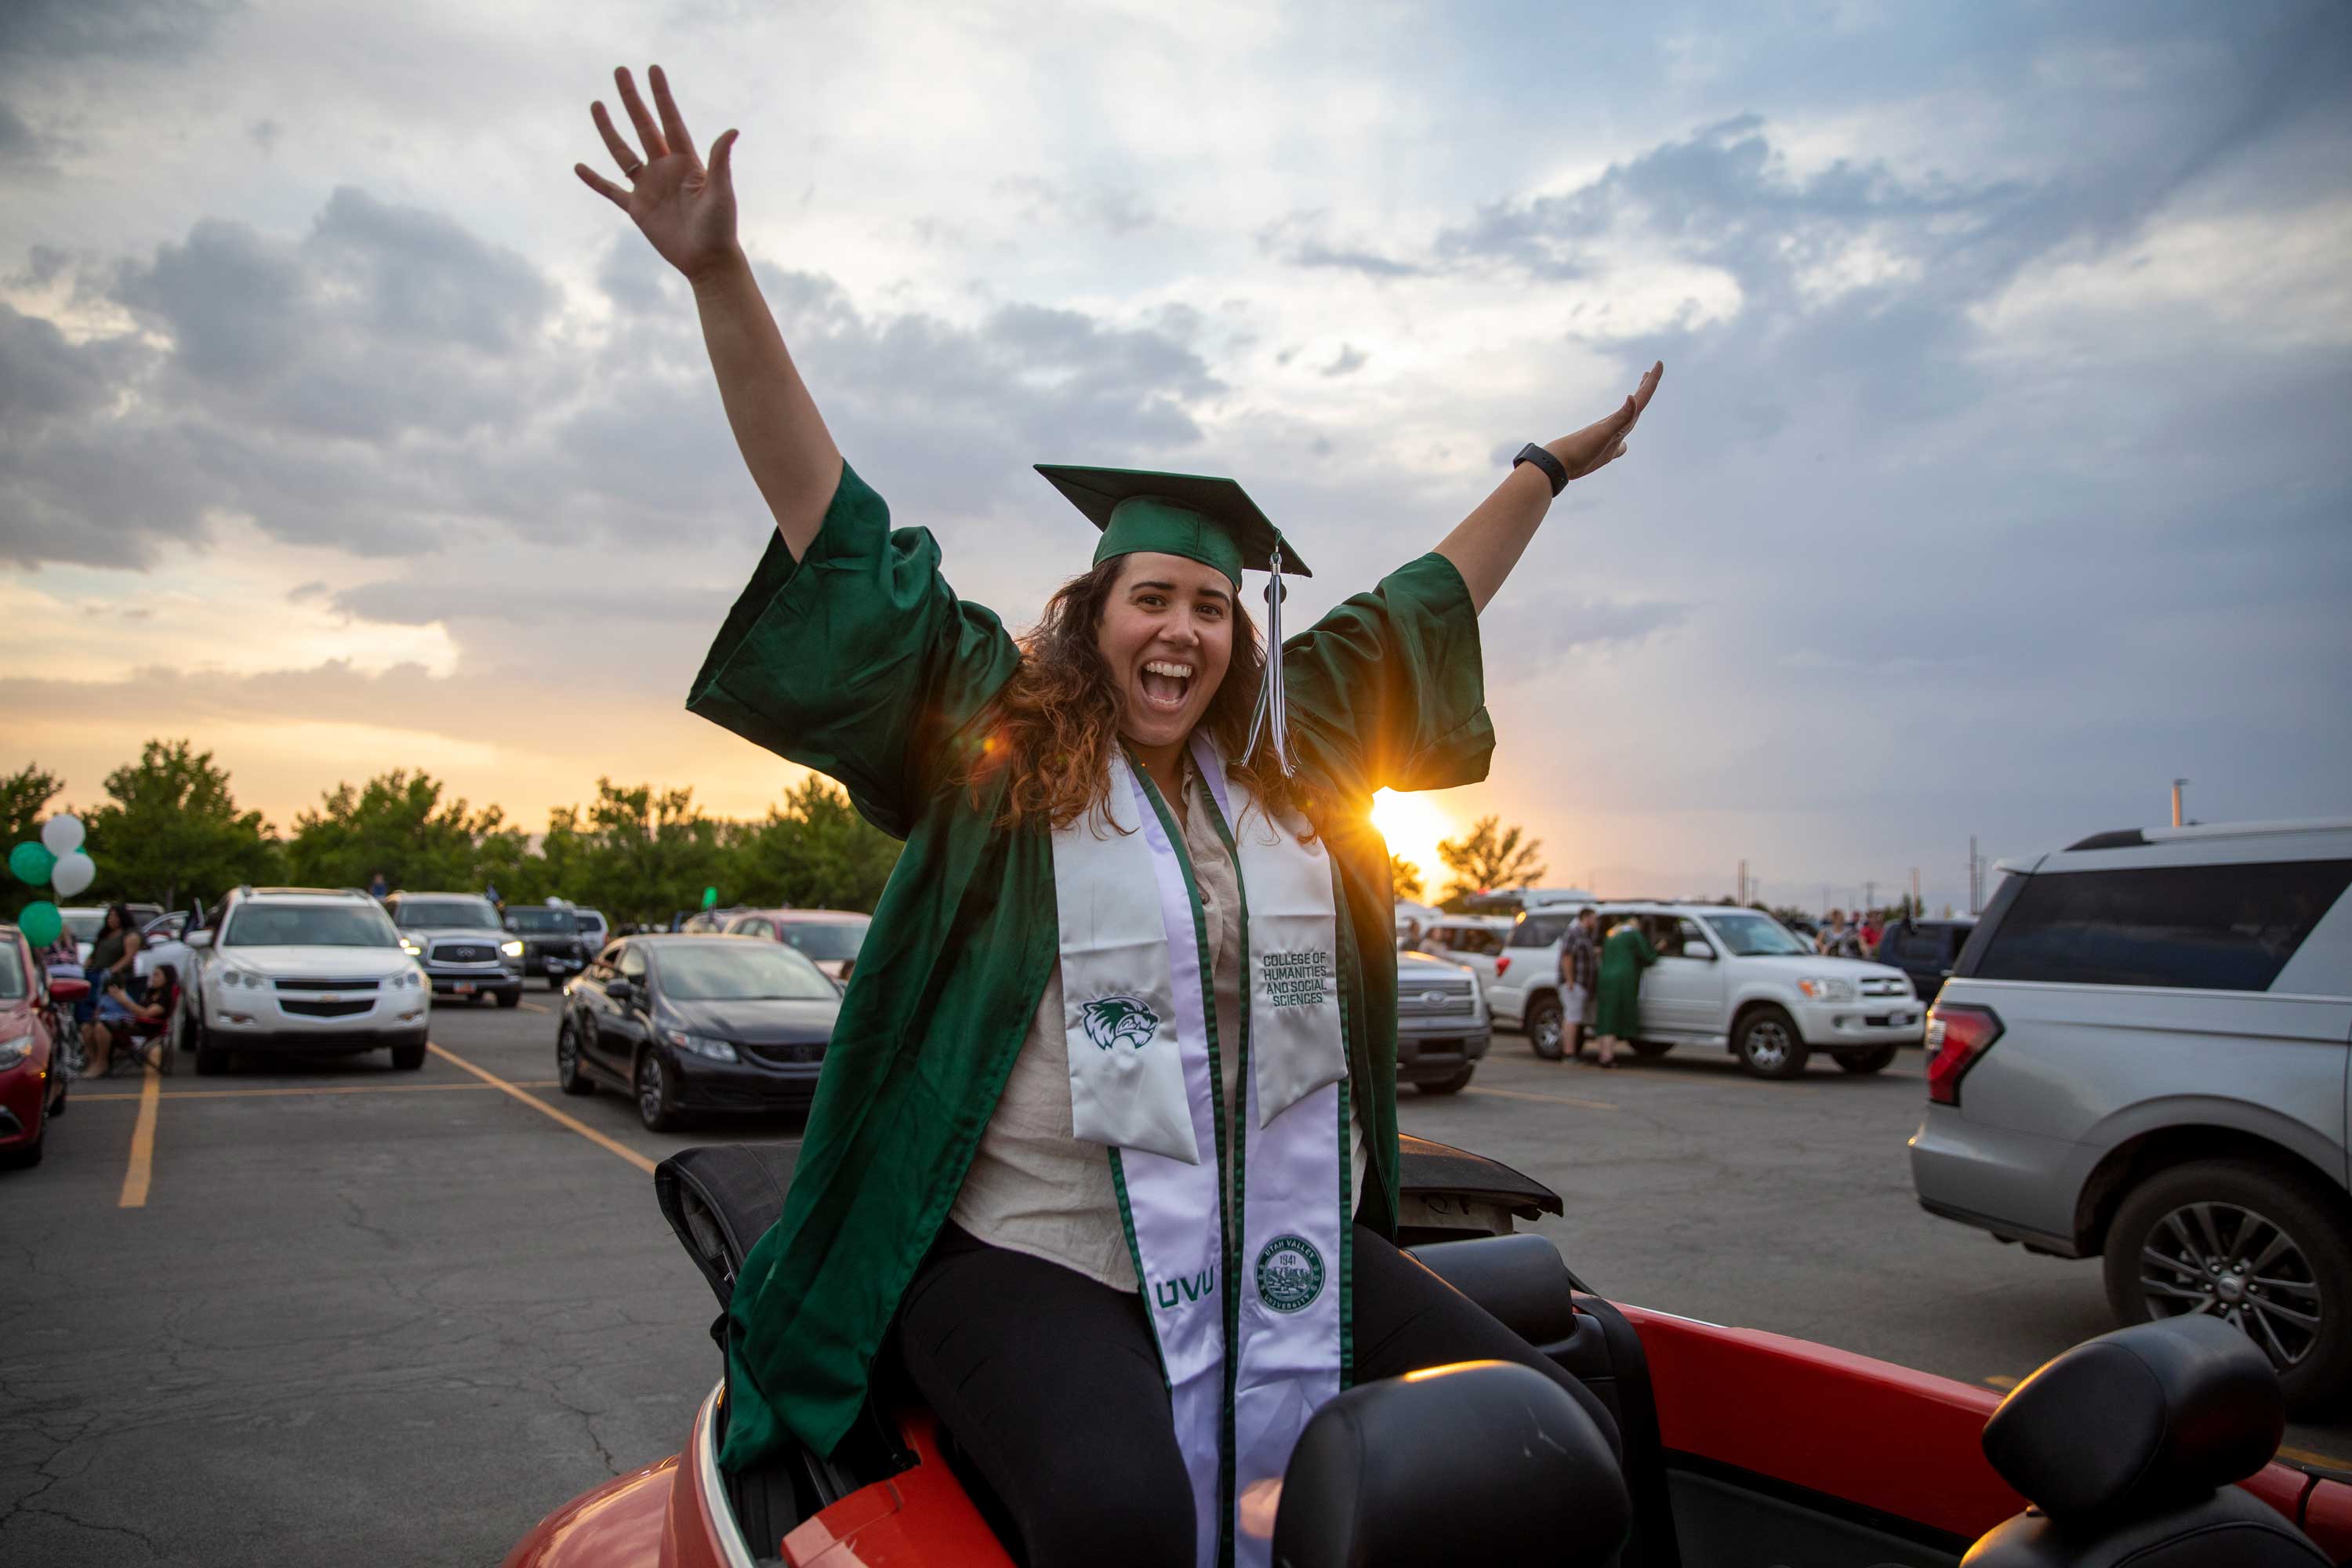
[454,982,475,995]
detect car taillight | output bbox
[1924,1003,2002,1107]
[1494,955,1511,978]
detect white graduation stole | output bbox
[1050,733,1349,1568]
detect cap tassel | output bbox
[1244,539,1294,776]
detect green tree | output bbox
[286,771,512,894]
[85,740,278,908]
[1388,855,1425,902]
[736,777,903,912]
[2,764,67,920]
[1434,815,1545,905]
[556,779,728,924]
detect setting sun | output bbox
[1370,788,1451,894]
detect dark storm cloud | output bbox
[0,0,237,65]
[0,187,1226,575]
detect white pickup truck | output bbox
[1486,901,1923,1078]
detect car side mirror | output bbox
[606,977,634,1004]
[1682,941,1714,961]
[184,930,214,950]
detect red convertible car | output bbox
[506,1138,2350,1567]
[0,926,82,1170]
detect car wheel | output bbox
[636,1051,681,1132]
[1419,1067,1475,1095]
[556,1019,594,1098]
[1734,1007,1809,1080]
[1630,1040,1675,1058]
[390,1040,426,1071]
[496,989,521,1011]
[1525,996,1565,1061]
[0,1120,42,1169]
[2103,1159,2352,1416]
[191,1017,229,1077]
[1835,1045,1897,1074]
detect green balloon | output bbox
[17,900,62,948]
[9,841,55,887]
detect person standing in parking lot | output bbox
[1557,906,1599,1062]
[1590,916,1657,1068]
[578,64,1657,1567]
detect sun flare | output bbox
[1369,789,1450,895]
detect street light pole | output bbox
[2172,778,2188,828]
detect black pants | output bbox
[895,1221,1622,1568]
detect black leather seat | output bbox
[1965,1316,2325,1566]
[1272,1359,1631,1567]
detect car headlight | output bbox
[660,1027,738,1063]
[392,968,422,990]
[0,1034,32,1069]
[1798,976,1856,1001]
[400,938,423,956]
[500,939,524,957]
[223,966,268,989]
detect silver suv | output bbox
[384,891,524,1008]
[180,887,430,1073]
[1908,817,2352,1412]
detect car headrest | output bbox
[1272,1360,1628,1568]
[653,1145,797,1309]
[1981,1316,2283,1519]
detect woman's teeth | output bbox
[1140,659,1194,709]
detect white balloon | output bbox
[40,813,85,855]
[50,851,96,897]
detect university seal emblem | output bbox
[1078,995,1160,1052]
[1254,1235,1325,1314]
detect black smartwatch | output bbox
[1512,442,1568,497]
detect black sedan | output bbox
[556,935,840,1131]
[504,905,592,990]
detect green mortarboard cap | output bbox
[1035,465,1312,586]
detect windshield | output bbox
[1703,911,1814,957]
[505,909,575,933]
[777,921,869,962]
[393,899,499,930]
[0,942,24,1000]
[63,910,105,944]
[574,913,605,932]
[225,904,400,949]
[659,943,837,1002]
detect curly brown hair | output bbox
[965,559,1323,838]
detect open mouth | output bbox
[1138,659,1195,713]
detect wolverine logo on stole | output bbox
[1079,995,1160,1051]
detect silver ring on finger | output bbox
[621,160,644,178]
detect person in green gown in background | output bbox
[1590,917,1661,1068]
[576,65,1663,1567]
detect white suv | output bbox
[181,887,430,1074]
[1489,901,1924,1077]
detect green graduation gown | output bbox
[1593,922,1658,1040]
[686,461,1494,1469]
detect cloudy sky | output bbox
[3,0,2347,913]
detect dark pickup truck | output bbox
[505,906,591,992]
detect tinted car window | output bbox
[505,909,575,933]
[657,943,837,1002]
[1974,860,2352,992]
[779,922,868,962]
[225,904,400,948]
[1509,916,1570,949]
[393,899,500,930]
[0,941,24,1000]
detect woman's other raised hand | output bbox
[575,65,742,283]
[1544,361,1664,482]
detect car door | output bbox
[1642,917,1727,1036]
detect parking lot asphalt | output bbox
[3,1002,2346,1566]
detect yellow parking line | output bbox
[426,1041,656,1176]
[1981,1374,2018,1389]
[79,1080,563,1102]
[2278,1443,2352,1471]
[1462,1085,1619,1112]
[118,1062,160,1208]
[517,1000,551,1014]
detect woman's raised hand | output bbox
[575,65,742,282]
[1544,361,1664,482]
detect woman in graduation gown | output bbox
[577,67,1662,1568]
